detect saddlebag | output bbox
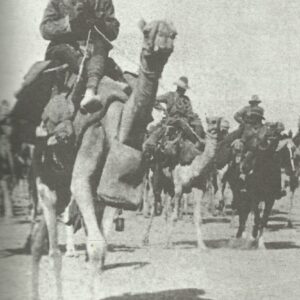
[97,139,145,210]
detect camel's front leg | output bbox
[71,125,107,299]
[165,187,182,248]
[287,188,295,228]
[36,178,63,300]
[63,201,78,257]
[31,218,47,300]
[142,200,156,246]
[193,188,206,250]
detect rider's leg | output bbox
[81,38,108,108]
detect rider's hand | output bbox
[69,2,87,21]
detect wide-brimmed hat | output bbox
[249,94,261,104]
[174,76,190,90]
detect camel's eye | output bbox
[169,32,177,40]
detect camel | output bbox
[232,123,292,249]
[142,119,246,249]
[142,117,225,249]
[30,20,177,300]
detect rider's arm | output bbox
[234,106,247,124]
[40,0,73,41]
[94,0,120,41]
[184,96,194,116]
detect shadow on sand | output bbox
[174,239,230,249]
[202,217,230,224]
[104,261,149,271]
[101,288,213,300]
[265,241,300,250]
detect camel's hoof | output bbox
[257,238,266,250]
[65,249,79,257]
[287,220,293,228]
[229,237,247,249]
[245,237,257,249]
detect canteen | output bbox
[115,217,125,232]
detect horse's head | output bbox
[231,138,245,164]
[258,122,281,151]
[139,19,177,74]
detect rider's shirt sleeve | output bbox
[234,106,247,124]
[40,0,72,41]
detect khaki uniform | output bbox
[40,0,120,90]
[144,91,204,151]
[234,105,264,125]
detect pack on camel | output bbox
[231,122,292,249]
[29,19,177,300]
[142,116,237,250]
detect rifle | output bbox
[70,29,92,108]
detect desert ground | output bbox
[1,184,300,300]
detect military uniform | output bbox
[40,0,120,91]
[156,91,194,119]
[144,89,204,152]
[234,105,265,125]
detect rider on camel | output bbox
[144,76,205,152]
[40,0,120,106]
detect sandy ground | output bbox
[1,185,300,300]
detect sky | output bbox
[1,0,300,131]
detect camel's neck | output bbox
[184,133,218,184]
[118,57,162,149]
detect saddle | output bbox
[13,56,135,148]
[148,118,203,167]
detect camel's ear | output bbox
[138,19,147,32]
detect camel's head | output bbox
[139,19,177,74]
[206,116,219,135]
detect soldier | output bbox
[234,94,265,127]
[144,76,204,152]
[40,0,120,105]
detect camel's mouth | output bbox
[143,47,173,58]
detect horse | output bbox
[234,123,292,248]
